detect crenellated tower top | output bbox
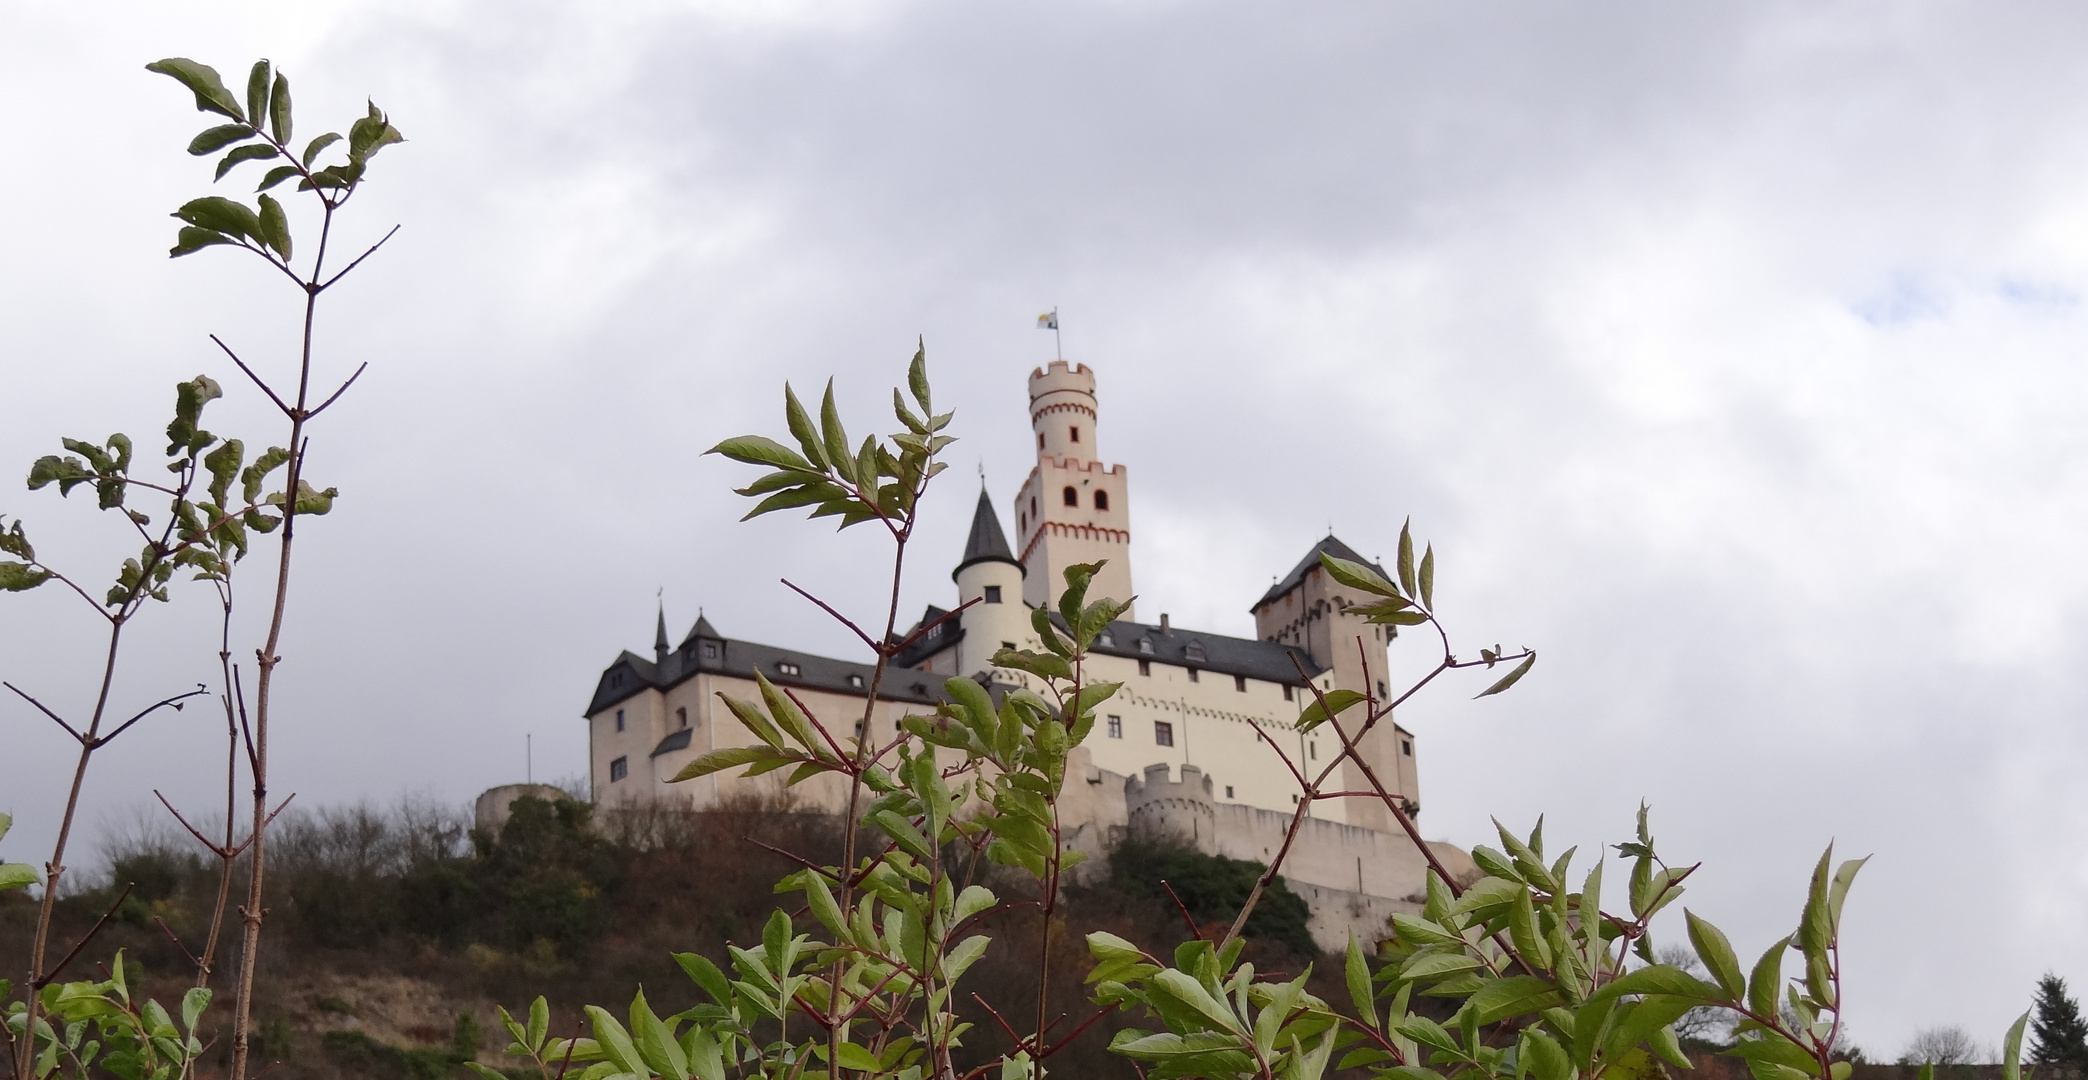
[1029,361,1099,462]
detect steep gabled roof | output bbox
[1254,534,1391,611]
[1087,618,1323,685]
[953,488,1022,579]
[586,622,942,717]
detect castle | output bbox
[581,361,1472,949]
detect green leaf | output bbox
[255,193,291,260]
[818,380,853,484]
[179,988,209,1032]
[171,226,237,257]
[1685,910,1745,1002]
[255,164,301,192]
[629,988,689,1080]
[215,142,279,181]
[583,1006,646,1076]
[1466,976,1564,1026]
[174,196,261,242]
[1296,688,1365,732]
[1746,937,1789,1019]
[1345,935,1377,1029]
[0,563,51,593]
[1319,552,1400,599]
[526,996,549,1052]
[1475,652,1536,698]
[908,339,932,413]
[672,953,732,1005]
[833,1042,880,1072]
[1521,1028,1573,1080]
[1419,543,1435,610]
[0,861,38,890]
[2004,1009,2030,1080]
[707,435,815,474]
[668,745,776,782]
[268,72,292,144]
[243,61,271,133]
[300,131,341,167]
[187,123,255,155]
[782,383,827,471]
[1827,855,1868,928]
[1397,518,1416,596]
[147,58,245,121]
[346,100,404,162]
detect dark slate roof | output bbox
[586,619,943,717]
[954,488,1022,579]
[890,604,962,670]
[1253,535,1391,610]
[650,728,693,758]
[1089,618,1323,686]
[679,614,720,646]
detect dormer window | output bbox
[702,642,718,659]
[1185,642,1205,662]
[1062,486,1078,507]
[849,674,864,688]
[1137,637,1153,654]
[777,661,801,676]
[1098,632,1114,647]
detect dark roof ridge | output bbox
[1254,534,1389,610]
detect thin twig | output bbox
[36,883,135,988]
[743,835,841,883]
[889,596,981,654]
[1160,880,1203,940]
[970,993,1030,1055]
[210,336,292,418]
[316,224,400,292]
[1039,1005,1115,1060]
[155,790,229,856]
[98,685,209,746]
[780,578,880,653]
[4,682,84,743]
[152,916,203,972]
[305,362,368,420]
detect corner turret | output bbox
[956,487,1030,678]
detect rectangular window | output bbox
[984,585,1002,603]
[609,756,628,782]
[1310,741,1317,760]
[1106,715,1122,738]
[1234,674,1247,692]
[1070,426,1080,443]
[1377,680,1388,698]
[1283,685,1294,701]
[615,709,624,732]
[1001,641,1016,650]
[702,642,718,659]
[1138,659,1151,677]
[1225,785,1234,798]
[1187,669,1199,683]
[1402,739,1413,756]
[1154,721,1174,747]
[778,661,800,676]
[676,707,688,730]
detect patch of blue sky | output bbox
[1851,272,1947,327]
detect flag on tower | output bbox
[1037,311,1058,330]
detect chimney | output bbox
[1159,613,1171,635]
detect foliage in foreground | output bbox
[472,354,2038,1080]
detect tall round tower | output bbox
[1015,361,1136,615]
[954,487,1030,678]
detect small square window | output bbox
[1001,641,1016,651]
[1099,632,1114,647]
[778,661,801,676]
[609,756,628,782]
[1234,674,1247,692]
[1154,721,1174,747]
[1225,785,1234,798]
[615,709,624,732]
[849,674,864,689]
[1138,659,1151,676]
[702,642,718,659]
[1106,715,1122,739]
[984,585,1002,604]
[1402,739,1413,756]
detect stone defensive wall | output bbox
[1056,750,1475,951]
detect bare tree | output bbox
[1901,1026,1992,1065]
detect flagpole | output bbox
[1054,307,1062,361]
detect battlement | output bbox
[1125,763,1218,853]
[1028,360,1095,400]
[1031,457,1125,476]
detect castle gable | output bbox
[1254,534,1389,611]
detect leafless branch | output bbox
[36,883,134,988]
[780,578,881,653]
[210,336,293,417]
[99,685,210,746]
[1160,880,1203,940]
[155,790,228,857]
[316,224,400,292]
[305,362,368,420]
[4,682,84,743]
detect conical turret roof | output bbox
[954,488,1024,579]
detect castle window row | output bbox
[1055,486,1111,510]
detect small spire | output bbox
[654,591,669,664]
[954,486,1023,581]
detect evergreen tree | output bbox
[2031,973,2088,1070]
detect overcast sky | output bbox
[5,0,2086,1055]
